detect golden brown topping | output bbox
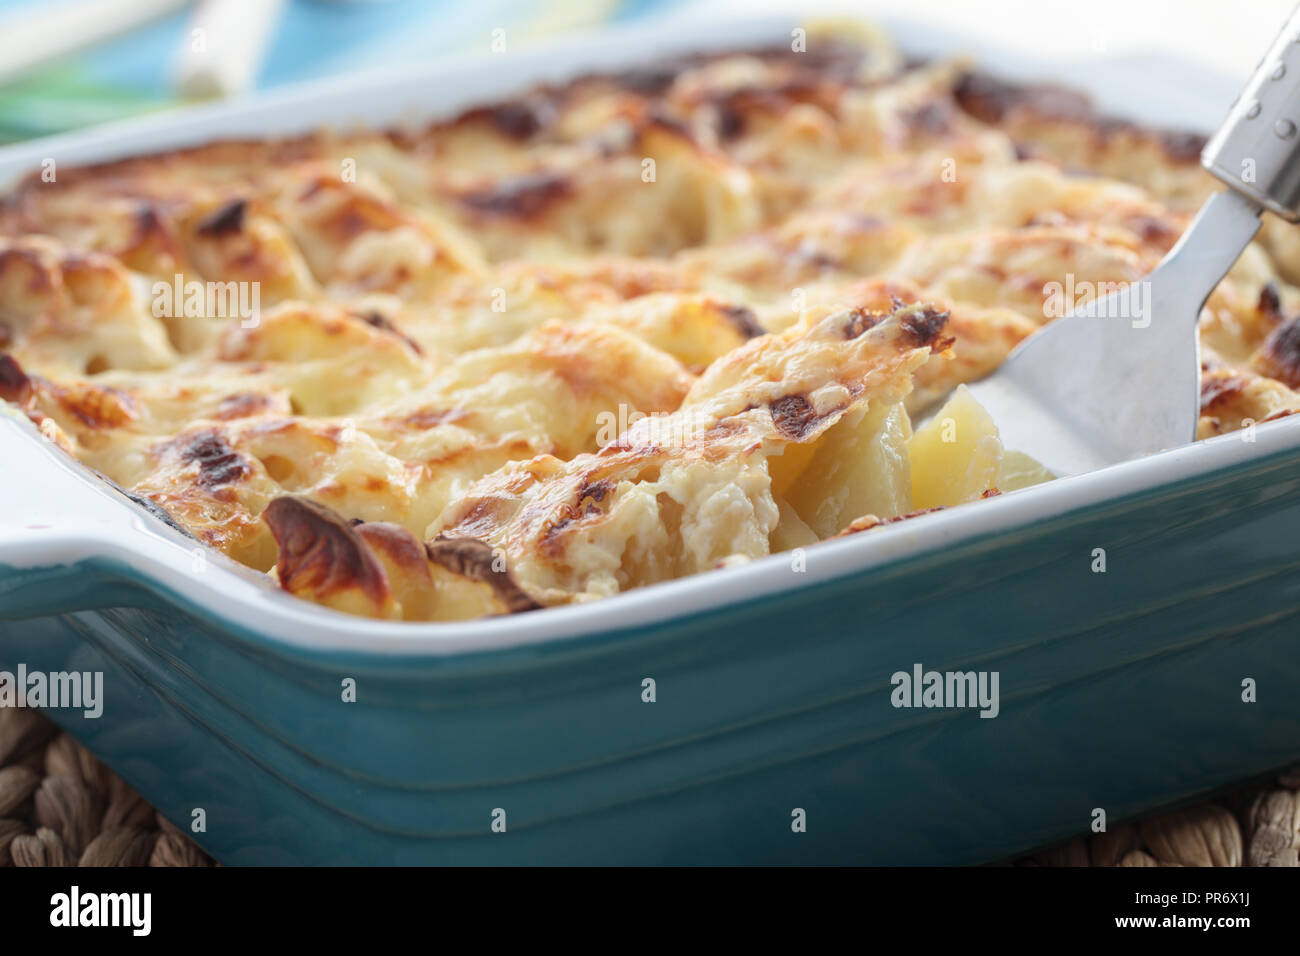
[455,94,560,140]
[953,69,1206,163]
[835,506,945,537]
[425,535,541,614]
[44,380,138,429]
[843,308,882,340]
[459,173,573,219]
[179,430,251,489]
[1258,282,1283,323]
[897,305,952,350]
[1255,319,1300,389]
[1200,373,1247,414]
[719,304,764,340]
[768,394,821,440]
[0,353,33,407]
[213,393,274,421]
[954,71,1082,126]
[354,521,436,620]
[195,199,248,237]
[2,30,1291,623]
[263,495,396,618]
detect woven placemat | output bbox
[0,708,212,866]
[2,706,1296,866]
[1022,773,1300,866]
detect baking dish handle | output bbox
[0,409,145,619]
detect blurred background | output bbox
[0,0,1294,144]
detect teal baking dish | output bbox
[3,16,1300,865]
[5,404,1300,865]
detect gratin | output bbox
[2,24,1299,621]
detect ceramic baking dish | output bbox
[3,14,1300,865]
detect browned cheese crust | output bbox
[3,23,1297,619]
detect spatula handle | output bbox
[1203,4,1300,221]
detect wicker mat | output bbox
[2,706,1296,866]
[0,709,212,866]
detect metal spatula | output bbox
[944,7,1300,477]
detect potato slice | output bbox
[997,449,1055,492]
[770,496,820,552]
[907,385,1003,509]
[774,400,913,539]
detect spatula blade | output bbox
[961,189,1262,477]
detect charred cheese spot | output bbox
[843,308,882,339]
[180,430,251,488]
[425,535,541,613]
[0,353,33,406]
[458,172,573,219]
[214,392,274,420]
[195,198,248,237]
[354,521,436,620]
[451,92,562,141]
[538,477,616,558]
[1254,319,1300,389]
[487,100,557,140]
[898,305,952,350]
[130,204,188,264]
[263,495,397,618]
[354,310,423,355]
[41,379,137,429]
[1258,282,1283,323]
[577,477,612,505]
[953,70,1206,163]
[396,406,470,430]
[768,394,820,440]
[720,304,764,339]
[1198,366,1300,438]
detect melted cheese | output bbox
[3,26,1298,620]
